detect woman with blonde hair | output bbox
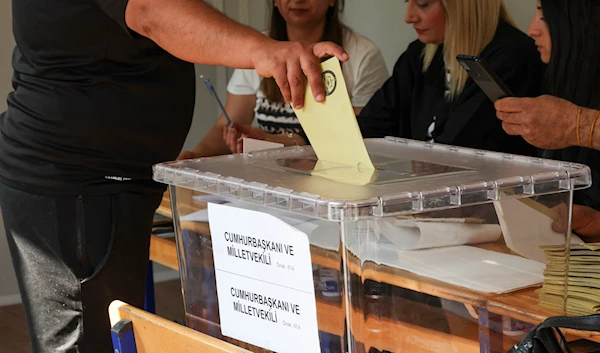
[358,0,543,155]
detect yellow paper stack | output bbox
[538,243,600,315]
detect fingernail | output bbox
[315,94,324,102]
[294,103,303,109]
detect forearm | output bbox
[192,119,231,157]
[125,0,267,68]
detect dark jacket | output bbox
[357,21,543,156]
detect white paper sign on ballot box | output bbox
[208,203,320,353]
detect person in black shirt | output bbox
[495,0,600,241]
[0,0,347,352]
[357,0,542,156]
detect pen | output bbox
[201,75,232,125]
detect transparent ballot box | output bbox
[153,137,591,353]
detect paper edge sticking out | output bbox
[242,137,283,154]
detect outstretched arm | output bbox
[124,0,348,108]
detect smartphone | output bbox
[456,54,513,102]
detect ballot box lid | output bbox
[153,137,591,221]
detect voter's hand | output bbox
[251,40,348,110]
[552,204,600,243]
[495,95,578,149]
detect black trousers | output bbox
[0,182,163,353]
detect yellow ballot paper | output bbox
[293,57,375,185]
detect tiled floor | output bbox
[0,280,185,353]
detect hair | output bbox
[422,0,515,101]
[260,0,347,102]
[540,0,600,109]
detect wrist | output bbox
[579,108,599,149]
[248,35,275,69]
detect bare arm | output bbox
[178,93,255,159]
[496,95,600,150]
[124,0,348,108]
[125,0,264,69]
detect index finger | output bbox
[300,54,325,104]
[494,97,526,113]
[312,42,349,62]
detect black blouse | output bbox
[357,21,543,156]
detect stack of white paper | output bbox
[345,227,545,294]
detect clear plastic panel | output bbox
[153,137,592,222]
[171,184,577,353]
[157,138,593,352]
[172,186,346,353]
[341,191,573,353]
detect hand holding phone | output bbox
[456,54,513,102]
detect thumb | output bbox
[552,218,566,233]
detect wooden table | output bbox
[150,191,179,270]
[149,190,600,352]
[488,289,600,343]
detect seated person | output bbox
[357,0,543,156]
[179,0,389,158]
[494,0,600,240]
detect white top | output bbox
[226,30,389,138]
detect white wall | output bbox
[181,0,268,149]
[0,0,21,306]
[0,0,538,305]
[0,2,12,116]
[343,0,536,74]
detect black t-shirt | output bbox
[357,21,543,156]
[0,0,195,195]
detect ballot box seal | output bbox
[322,70,337,96]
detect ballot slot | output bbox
[269,154,475,185]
